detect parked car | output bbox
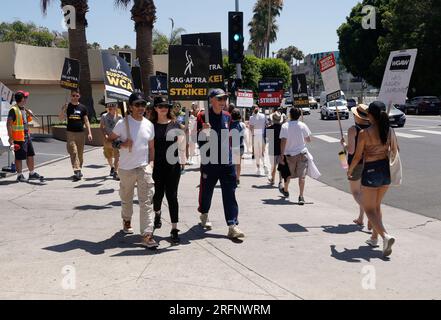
[387,105,407,127]
[320,100,349,120]
[400,96,441,115]
[308,97,319,109]
[347,98,357,109]
[300,106,311,115]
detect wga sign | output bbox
[361,5,376,30]
[61,5,76,30]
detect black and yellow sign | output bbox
[101,52,134,101]
[292,74,309,107]
[181,33,224,88]
[168,45,210,101]
[60,58,80,90]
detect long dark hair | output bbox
[149,106,176,124]
[369,102,390,144]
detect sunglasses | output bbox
[156,105,170,110]
[71,95,80,98]
[216,96,228,101]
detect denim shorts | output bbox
[361,159,391,188]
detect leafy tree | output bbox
[337,0,392,88]
[0,21,63,48]
[276,46,304,65]
[260,58,291,90]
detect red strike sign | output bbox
[258,92,282,107]
[319,54,336,73]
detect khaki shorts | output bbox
[103,140,120,160]
[286,153,308,179]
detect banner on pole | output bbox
[102,52,134,101]
[150,76,168,96]
[236,89,254,108]
[258,78,284,107]
[60,58,80,90]
[378,49,418,106]
[181,32,224,88]
[292,74,309,107]
[168,45,210,101]
[319,53,341,102]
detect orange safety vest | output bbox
[11,105,32,142]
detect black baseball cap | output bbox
[129,92,149,105]
[154,96,172,107]
[209,88,228,99]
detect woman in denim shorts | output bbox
[347,102,399,257]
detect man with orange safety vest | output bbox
[7,91,43,182]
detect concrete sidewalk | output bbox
[0,149,440,300]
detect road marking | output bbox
[314,135,340,143]
[395,132,424,139]
[412,130,441,136]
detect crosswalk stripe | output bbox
[314,135,340,143]
[395,132,424,139]
[412,130,441,136]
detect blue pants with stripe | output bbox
[198,164,239,226]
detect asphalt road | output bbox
[0,136,94,172]
[302,111,441,221]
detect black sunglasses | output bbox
[134,103,147,108]
[216,96,228,101]
[71,95,80,98]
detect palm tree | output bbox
[115,0,156,96]
[248,0,283,58]
[41,0,96,119]
[152,26,186,54]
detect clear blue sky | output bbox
[0,0,359,55]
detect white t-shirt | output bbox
[280,121,312,156]
[113,115,155,170]
[249,112,267,136]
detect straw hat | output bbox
[271,111,282,124]
[351,104,370,122]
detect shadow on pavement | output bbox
[73,200,136,211]
[43,177,75,181]
[0,180,18,186]
[97,189,115,195]
[280,224,309,233]
[43,231,176,256]
[74,183,104,189]
[322,224,364,234]
[252,184,276,190]
[84,165,107,169]
[261,198,297,205]
[330,245,388,263]
[84,176,109,182]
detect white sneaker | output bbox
[256,169,262,176]
[228,225,245,239]
[383,235,396,257]
[264,166,269,176]
[199,213,213,230]
[366,238,379,248]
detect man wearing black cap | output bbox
[196,88,244,239]
[109,92,158,249]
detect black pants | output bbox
[153,162,181,223]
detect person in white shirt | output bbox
[249,106,269,176]
[279,107,312,205]
[110,93,157,249]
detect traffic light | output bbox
[229,11,244,64]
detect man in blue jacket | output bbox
[196,89,244,239]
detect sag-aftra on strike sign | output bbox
[168,45,210,101]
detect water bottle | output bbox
[338,151,348,170]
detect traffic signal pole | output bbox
[235,0,242,80]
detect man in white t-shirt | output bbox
[249,106,268,176]
[279,107,312,205]
[110,93,157,249]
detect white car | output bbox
[300,106,311,115]
[320,100,349,120]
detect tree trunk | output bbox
[68,18,95,120]
[136,24,154,97]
